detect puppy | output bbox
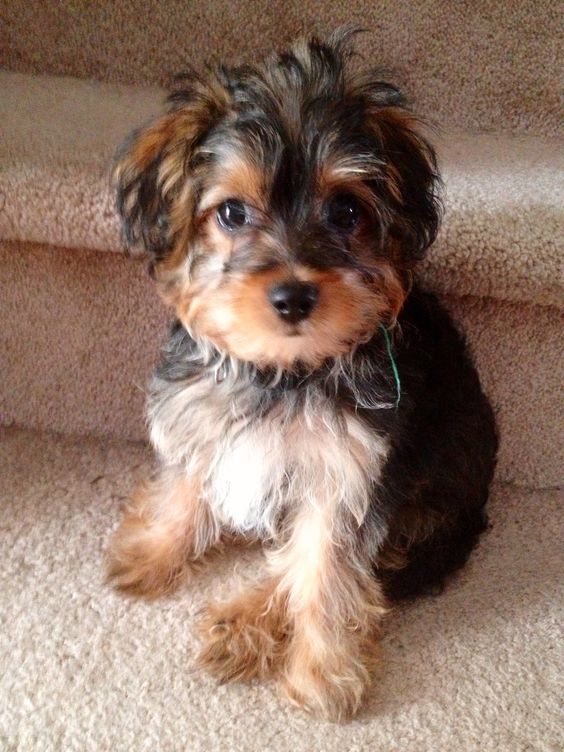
[107,29,498,721]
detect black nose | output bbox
[268,281,319,324]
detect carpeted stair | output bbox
[0,3,562,750]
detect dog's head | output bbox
[115,30,441,370]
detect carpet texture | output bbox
[2,0,561,136]
[0,427,562,751]
[1,71,562,307]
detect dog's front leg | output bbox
[271,497,387,722]
[106,466,220,598]
[196,414,390,718]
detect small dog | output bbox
[107,30,497,721]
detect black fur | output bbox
[155,286,498,600]
[114,29,441,269]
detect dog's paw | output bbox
[281,649,373,722]
[196,584,289,682]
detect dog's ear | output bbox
[358,82,442,262]
[113,76,230,269]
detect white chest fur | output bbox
[149,375,390,538]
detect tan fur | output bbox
[175,262,403,370]
[197,578,290,682]
[197,413,389,721]
[146,145,410,368]
[274,498,387,721]
[113,83,231,275]
[196,510,387,721]
[114,97,412,371]
[197,155,268,215]
[155,145,273,286]
[124,128,409,370]
[106,468,220,598]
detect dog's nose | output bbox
[268,281,319,324]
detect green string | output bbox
[380,324,401,409]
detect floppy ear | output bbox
[359,82,442,262]
[376,107,441,261]
[113,78,230,268]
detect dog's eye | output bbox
[217,199,251,231]
[325,193,361,233]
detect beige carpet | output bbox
[2,0,560,136]
[1,427,562,751]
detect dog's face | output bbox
[115,31,440,370]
